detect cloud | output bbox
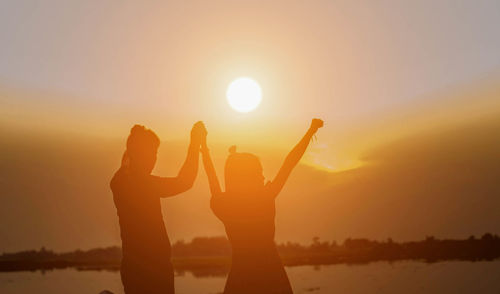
[276,114,500,243]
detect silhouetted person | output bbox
[200,119,324,294]
[110,122,205,294]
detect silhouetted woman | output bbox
[200,119,324,294]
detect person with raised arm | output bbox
[110,122,206,294]
[200,119,324,294]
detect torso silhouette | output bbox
[211,190,293,294]
[111,167,174,294]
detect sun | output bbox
[226,77,262,113]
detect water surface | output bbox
[1,261,499,294]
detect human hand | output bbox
[191,121,207,144]
[309,118,324,133]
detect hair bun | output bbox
[228,145,237,154]
[131,124,145,134]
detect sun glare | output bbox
[226,77,262,113]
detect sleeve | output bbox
[149,175,190,198]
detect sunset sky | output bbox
[1,0,500,252]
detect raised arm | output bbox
[154,122,204,198]
[200,133,222,197]
[267,118,324,197]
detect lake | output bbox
[1,261,499,294]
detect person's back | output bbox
[110,123,205,294]
[211,190,276,250]
[111,169,171,267]
[211,189,288,294]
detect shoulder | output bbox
[264,184,279,199]
[210,191,227,202]
[110,168,127,192]
[210,192,229,208]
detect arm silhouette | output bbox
[267,118,323,197]
[154,122,205,197]
[200,135,222,197]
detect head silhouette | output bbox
[125,125,160,175]
[224,146,265,194]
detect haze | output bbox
[1,0,499,252]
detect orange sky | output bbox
[1,80,499,252]
[1,0,500,252]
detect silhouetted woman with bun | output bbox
[200,119,324,294]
